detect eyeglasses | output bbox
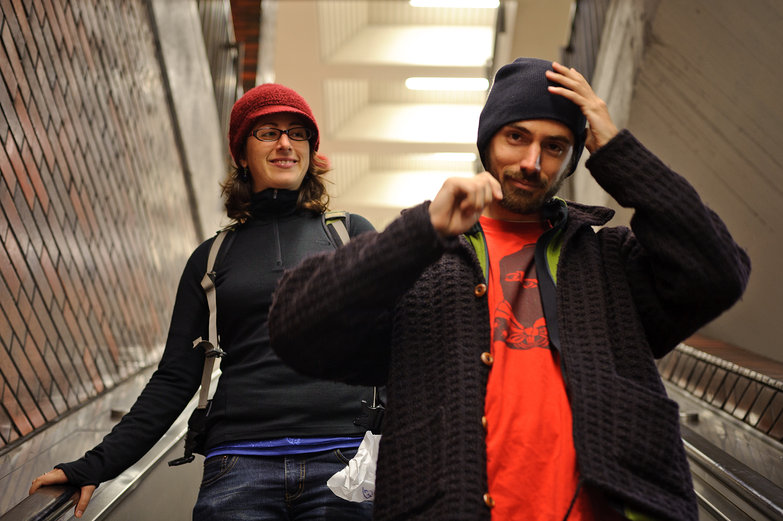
[250,127,314,142]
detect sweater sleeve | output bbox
[54,242,211,487]
[585,130,751,356]
[269,203,455,386]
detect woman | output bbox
[30,84,376,520]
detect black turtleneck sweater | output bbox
[57,189,376,487]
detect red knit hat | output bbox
[229,83,320,163]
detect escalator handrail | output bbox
[681,423,783,520]
[0,485,78,521]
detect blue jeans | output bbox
[192,448,374,521]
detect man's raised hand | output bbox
[429,172,502,237]
[546,62,619,153]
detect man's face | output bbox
[486,119,575,217]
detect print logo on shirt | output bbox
[491,244,550,351]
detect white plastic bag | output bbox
[327,431,380,502]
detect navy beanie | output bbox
[477,58,587,175]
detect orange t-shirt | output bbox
[481,215,600,521]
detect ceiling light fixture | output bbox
[424,152,478,162]
[409,0,499,7]
[405,77,489,91]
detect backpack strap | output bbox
[323,210,351,247]
[194,230,233,409]
[323,210,385,434]
[169,229,235,466]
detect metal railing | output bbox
[0,486,77,521]
[683,423,783,520]
[659,344,783,443]
[0,370,216,521]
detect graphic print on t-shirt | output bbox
[491,244,549,351]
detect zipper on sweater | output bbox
[273,216,283,269]
[272,189,283,269]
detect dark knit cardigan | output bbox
[269,131,751,521]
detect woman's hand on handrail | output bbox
[30,468,96,518]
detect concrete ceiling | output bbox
[265,0,574,229]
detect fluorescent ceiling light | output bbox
[424,152,478,162]
[336,104,481,144]
[405,77,489,91]
[331,26,493,67]
[410,0,499,7]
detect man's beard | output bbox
[497,169,566,215]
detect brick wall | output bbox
[0,1,200,450]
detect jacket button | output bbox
[474,283,487,297]
[483,493,495,508]
[480,352,493,366]
[481,415,488,430]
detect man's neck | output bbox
[482,203,543,223]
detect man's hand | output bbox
[546,62,619,153]
[29,468,96,518]
[429,172,502,237]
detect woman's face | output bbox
[240,113,312,192]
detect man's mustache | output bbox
[501,170,545,189]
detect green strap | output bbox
[324,210,350,247]
[464,230,489,281]
[544,229,564,285]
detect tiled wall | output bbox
[0,1,199,450]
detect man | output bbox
[268,58,750,521]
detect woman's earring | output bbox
[238,166,250,183]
